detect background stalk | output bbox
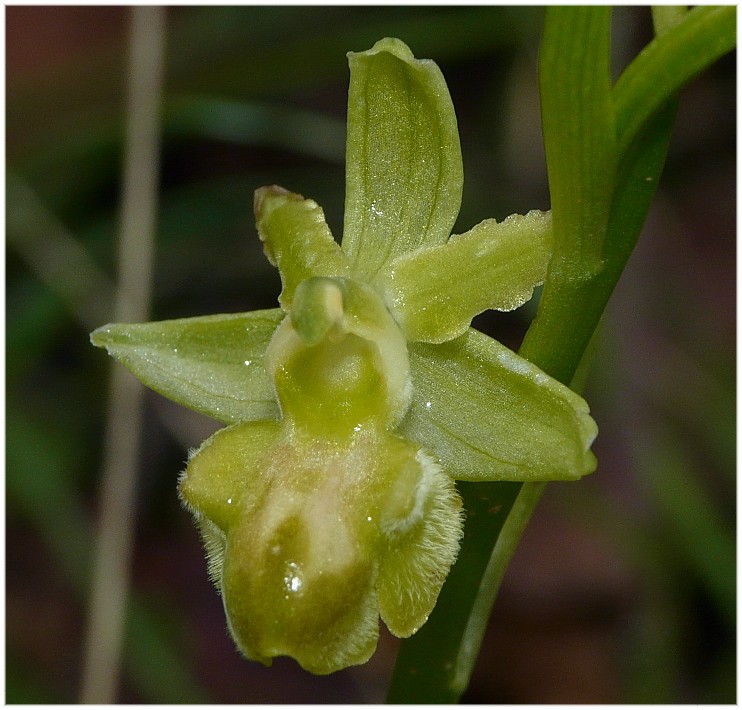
[79,7,165,703]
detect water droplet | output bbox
[283,561,303,595]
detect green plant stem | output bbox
[386,480,521,702]
[79,7,165,703]
[450,481,547,691]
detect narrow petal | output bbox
[90,310,283,424]
[399,328,598,482]
[255,186,349,309]
[377,211,552,343]
[343,38,463,279]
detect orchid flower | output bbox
[91,38,597,675]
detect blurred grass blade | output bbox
[165,96,346,162]
[124,599,211,703]
[7,413,94,584]
[639,426,735,625]
[6,173,115,330]
[80,6,165,703]
[7,409,211,702]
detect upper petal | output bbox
[254,185,350,309]
[342,38,463,280]
[376,210,552,343]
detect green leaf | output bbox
[377,210,552,343]
[254,186,349,309]
[639,424,735,626]
[614,5,736,156]
[400,328,597,482]
[90,310,283,424]
[342,37,463,280]
[520,6,616,384]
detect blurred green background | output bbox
[6,6,735,703]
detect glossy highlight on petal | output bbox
[377,211,553,343]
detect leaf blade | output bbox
[614,5,736,156]
[537,6,615,279]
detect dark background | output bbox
[6,6,735,703]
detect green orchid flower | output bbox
[91,37,597,675]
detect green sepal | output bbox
[90,310,284,424]
[255,185,349,309]
[343,37,463,280]
[400,328,597,482]
[377,211,552,343]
